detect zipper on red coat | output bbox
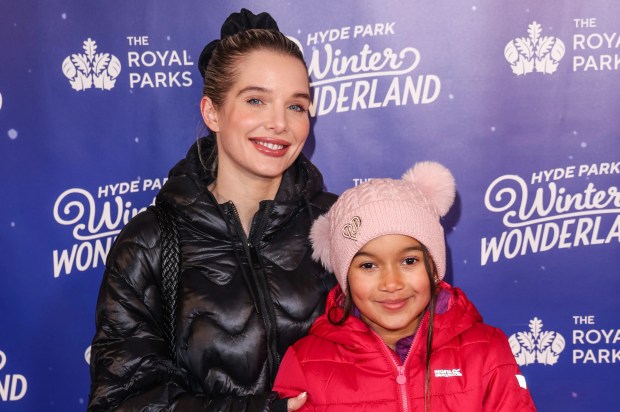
[230,201,280,383]
[371,315,427,412]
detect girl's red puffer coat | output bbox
[274,282,537,411]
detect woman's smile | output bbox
[251,137,290,156]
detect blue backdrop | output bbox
[1,1,618,411]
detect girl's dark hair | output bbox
[422,247,438,412]
[328,244,439,411]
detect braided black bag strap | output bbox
[149,204,180,360]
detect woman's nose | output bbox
[266,106,288,134]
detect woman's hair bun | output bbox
[220,8,279,38]
[198,8,280,78]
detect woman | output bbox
[88,9,336,412]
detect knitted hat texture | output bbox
[310,161,456,292]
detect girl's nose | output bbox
[379,266,404,292]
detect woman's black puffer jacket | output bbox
[88,137,337,411]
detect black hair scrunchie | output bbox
[197,8,280,78]
[197,39,220,79]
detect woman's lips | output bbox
[251,138,290,157]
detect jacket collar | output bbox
[309,283,483,354]
[156,135,326,234]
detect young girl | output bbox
[274,161,537,411]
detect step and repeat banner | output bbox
[1,1,618,411]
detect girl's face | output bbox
[348,234,431,348]
[201,49,311,184]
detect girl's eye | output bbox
[403,257,418,266]
[360,262,375,270]
[247,98,263,106]
[288,103,308,113]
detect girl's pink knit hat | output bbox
[310,161,456,292]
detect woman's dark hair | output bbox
[202,29,307,107]
[328,243,439,412]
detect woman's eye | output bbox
[288,104,307,113]
[360,262,375,270]
[247,98,263,106]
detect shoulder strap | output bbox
[149,204,180,360]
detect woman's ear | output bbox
[201,96,220,132]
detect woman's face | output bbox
[347,235,432,348]
[201,50,311,183]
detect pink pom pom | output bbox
[309,213,333,271]
[401,161,456,217]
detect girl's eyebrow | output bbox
[352,251,375,259]
[237,86,311,102]
[353,246,423,259]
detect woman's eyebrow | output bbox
[237,85,270,96]
[237,86,311,102]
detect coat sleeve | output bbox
[482,328,538,412]
[273,346,314,412]
[87,211,277,412]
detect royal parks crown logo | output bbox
[504,21,566,75]
[61,38,122,91]
[509,317,566,366]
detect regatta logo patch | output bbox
[434,368,462,378]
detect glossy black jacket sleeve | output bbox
[87,211,276,412]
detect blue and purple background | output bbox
[1,1,618,411]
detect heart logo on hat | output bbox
[342,216,362,240]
